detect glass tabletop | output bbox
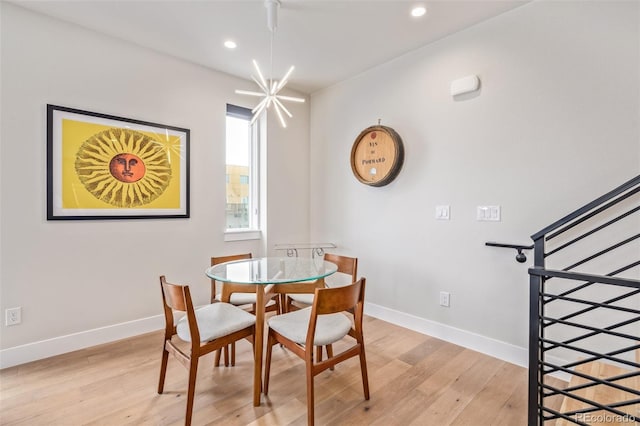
[205,256,338,285]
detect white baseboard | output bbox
[364,301,528,367]
[0,315,164,369]
[1,303,571,383]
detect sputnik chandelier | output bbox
[235,0,305,128]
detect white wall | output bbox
[0,3,309,362]
[264,108,311,255]
[309,0,639,359]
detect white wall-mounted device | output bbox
[450,75,480,97]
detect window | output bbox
[225,104,259,233]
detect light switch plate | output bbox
[477,205,501,221]
[436,205,450,220]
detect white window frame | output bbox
[224,104,261,241]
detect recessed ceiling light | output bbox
[411,6,427,17]
[224,40,237,49]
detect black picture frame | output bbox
[47,104,190,220]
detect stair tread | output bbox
[555,359,638,426]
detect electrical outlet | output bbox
[439,291,450,307]
[5,307,21,326]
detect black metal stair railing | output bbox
[527,174,640,425]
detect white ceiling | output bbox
[10,0,530,94]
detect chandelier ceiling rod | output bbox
[265,0,279,33]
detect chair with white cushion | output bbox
[210,253,252,304]
[283,253,357,312]
[211,254,280,315]
[281,253,357,364]
[157,275,255,426]
[264,277,369,426]
[210,253,280,366]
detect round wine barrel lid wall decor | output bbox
[350,125,404,187]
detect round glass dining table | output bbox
[206,256,338,285]
[205,257,338,406]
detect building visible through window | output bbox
[225,105,257,230]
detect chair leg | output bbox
[185,357,199,426]
[275,294,282,315]
[326,344,335,371]
[231,342,236,366]
[359,346,370,400]
[264,333,275,395]
[214,348,222,367]
[306,355,315,426]
[316,346,322,363]
[262,330,284,396]
[158,345,169,394]
[223,345,230,367]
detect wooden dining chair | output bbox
[210,253,252,303]
[210,253,280,366]
[264,277,369,426]
[283,253,358,313]
[280,253,358,365]
[157,276,255,426]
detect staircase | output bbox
[527,175,640,425]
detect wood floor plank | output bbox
[449,361,525,425]
[491,369,530,426]
[409,352,505,425]
[0,316,532,425]
[348,341,469,425]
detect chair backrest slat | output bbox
[160,276,188,312]
[324,253,358,282]
[159,275,200,346]
[210,253,253,302]
[212,253,253,266]
[314,278,363,315]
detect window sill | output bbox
[224,229,262,242]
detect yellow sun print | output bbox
[74,128,172,208]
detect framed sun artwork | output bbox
[47,104,190,220]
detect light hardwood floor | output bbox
[1,316,531,425]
